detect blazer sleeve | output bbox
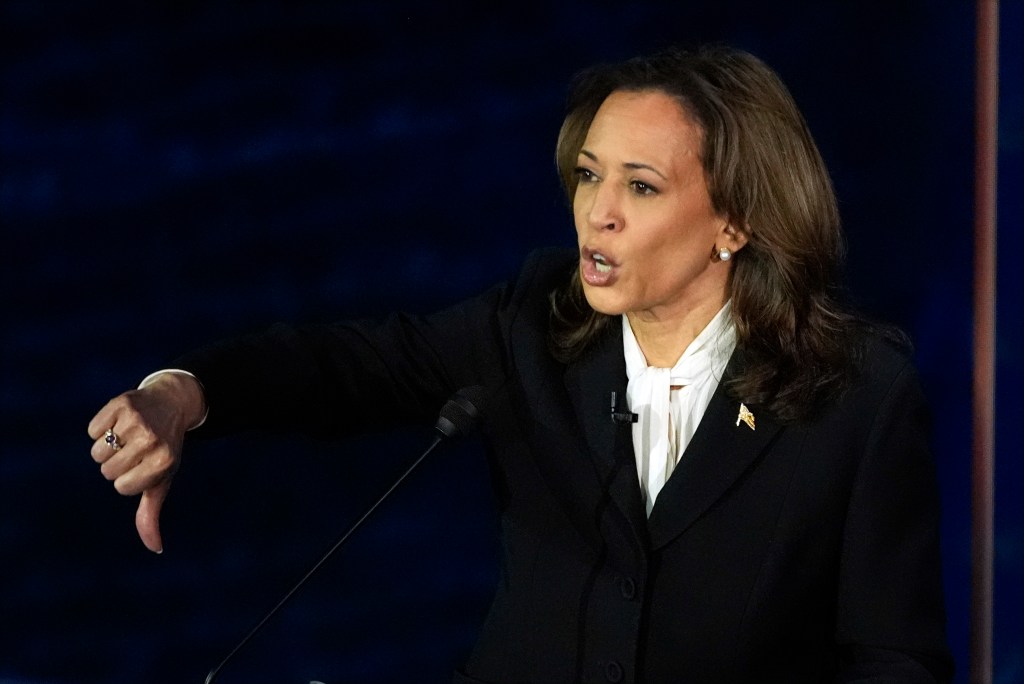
[835,355,953,683]
[171,247,572,441]
[173,282,513,441]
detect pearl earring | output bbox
[718,247,732,262]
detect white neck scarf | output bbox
[623,301,736,516]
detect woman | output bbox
[89,46,952,682]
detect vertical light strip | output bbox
[971,2,999,683]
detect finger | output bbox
[88,395,128,440]
[91,427,128,464]
[95,417,148,470]
[137,481,170,554]
[99,442,142,480]
[112,449,170,496]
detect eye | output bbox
[573,167,599,183]
[630,180,658,195]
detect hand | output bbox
[88,372,205,553]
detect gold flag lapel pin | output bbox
[736,403,756,431]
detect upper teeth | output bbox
[593,253,612,273]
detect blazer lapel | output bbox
[562,324,648,545]
[647,352,784,550]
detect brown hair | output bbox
[550,45,877,423]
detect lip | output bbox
[580,246,619,287]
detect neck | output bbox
[626,294,728,367]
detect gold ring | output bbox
[104,428,123,452]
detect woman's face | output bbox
[573,89,740,321]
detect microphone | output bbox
[204,386,487,684]
[610,391,638,425]
[435,385,486,438]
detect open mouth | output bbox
[580,247,619,286]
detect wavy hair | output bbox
[549,45,881,423]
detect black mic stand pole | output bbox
[203,387,485,684]
[204,433,445,684]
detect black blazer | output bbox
[181,248,952,683]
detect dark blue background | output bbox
[2,2,1021,682]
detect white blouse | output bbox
[623,302,736,516]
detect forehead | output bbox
[583,89,702,164]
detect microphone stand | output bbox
[204,385,485,683]
[204,434,445,684]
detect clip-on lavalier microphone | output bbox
[610,391,638,425]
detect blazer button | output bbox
[620,577,636,600]
[604,660,623,682]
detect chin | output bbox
[582,285,628,317]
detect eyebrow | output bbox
[579,149,668,181]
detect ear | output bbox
[720,223,749,254]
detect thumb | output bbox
[136,480,171,554]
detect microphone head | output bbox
[435,385,487,439]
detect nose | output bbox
[581,181,623,232]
